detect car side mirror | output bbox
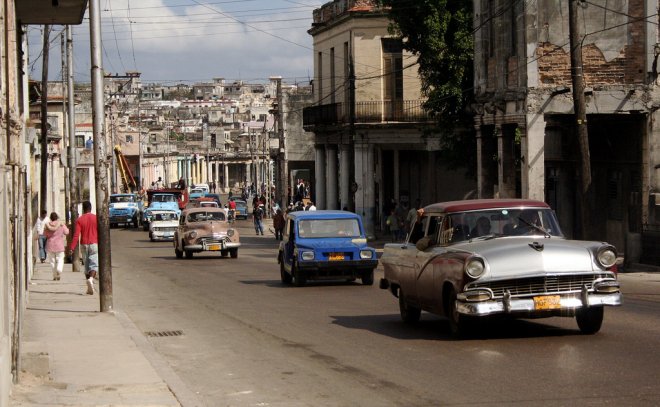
[416,236,431,251]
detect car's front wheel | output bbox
[576,306,604,334]
[142,222,149,231]
[174,244,183,259]
[280,257,292,285]
[293,262,306,287]
[185,250,193,259]
[361,270,374,286]
[446,287,473,338]
[229,248,238,258]
[398,287,421,323]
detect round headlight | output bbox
[301,251,315,261]
[360,250,373,259]
[465,258,485,279]
[189,231,197,239]
[227,229,235,237]
[597,248,617,268]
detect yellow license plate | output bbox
[533,295,561,310]
[208,244,221,251]
[329,253,344,261]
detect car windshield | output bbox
[298,218,361,238]
[187,211,226,222]
[437,207,563,244]
[154,212,178,221]
[153,195,176,203]
[110,195,134,203]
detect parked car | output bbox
[143,192,182,231]
[148,210,179,241]
[109,193,143,228]
[379,199,622,337]
[233,199,248,219]
[278,210,378,286]
[173,207,241,259]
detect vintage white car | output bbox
[379,199,622,337]
[148,210,179,242]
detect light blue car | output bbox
[109,194,143,228]
[142,193,181,231]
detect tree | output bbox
[379,0,475,171]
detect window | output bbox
[330,47,336,104]
[382,38,403,120]
[75,135,85,148]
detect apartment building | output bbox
[473,0,659,264]
[304,0,476,237]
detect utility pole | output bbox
[61,33,70,224]
[274,76,287,208]
[569,0,594,240]
[66,26,80,273]
[90,0,113,312]
[40,25,51,214]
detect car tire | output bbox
[221,250,228,257]
[280,257,292,285]
[185,250,193,259]
[446,287,473,338]
[143,222,149,231]
[361,270,374,286]
[398,288,421,323]
[230,248,238,258]
[175,246,183,259]
[576,306,604,334]
[133,215,139,228]
[293,262,306,287]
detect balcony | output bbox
[303,100,433,128]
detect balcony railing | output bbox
[303,100,433,127]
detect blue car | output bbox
[109,193,143,228]
[278,210,378,286]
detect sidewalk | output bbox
[10,261,184,406]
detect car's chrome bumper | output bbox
[151,233,174,241]
[185,242,241,251]
[456,292,622,316]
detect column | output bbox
[393,150,400,202]
[314,145,326,209]
[476,127,484,198]
[354,142,376,239]
[224,164,229,192]
[339,144,351,210]
[326,145,338,209]
[245,163,251,192]
[525,115,545,200]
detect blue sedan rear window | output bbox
[298,219,361,238]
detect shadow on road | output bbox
[329,314,581,341]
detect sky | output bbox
[27,0,319,86]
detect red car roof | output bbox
[424,199,550,213]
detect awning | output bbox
[17,0,88,25]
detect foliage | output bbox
[379,0,474,122]
[379,0,476,172]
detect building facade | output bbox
[304,0,476,237]
[473,0,659,265]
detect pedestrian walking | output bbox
[386,209,400,242]
[33,209,48,263]
[273,208,285,240]
[68,201,99,295]
[44,212,69,280]
[253,204,265,235]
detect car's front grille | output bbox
[197,236,229,245]
[154,227,176,232]
[469,273,611,298]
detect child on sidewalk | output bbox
[44,212,69,280]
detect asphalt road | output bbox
[109,222,660,407]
